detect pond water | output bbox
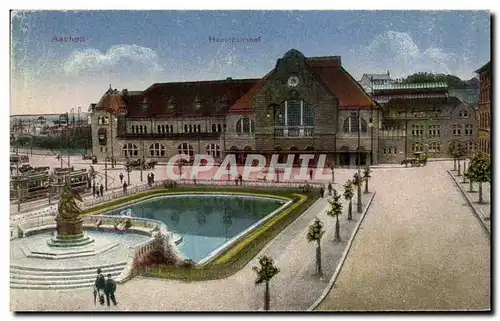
[105,194,286,263]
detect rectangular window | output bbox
[453,125,462,136]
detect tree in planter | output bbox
[456,146,466,176]
[252,256,280,311]
[343,180,354,221]
[307,218,325,277]
[447,144,458,171]
[363,167,372,193]
[327,189,343,242]
[353,172,362,213]
[467,154,491,203]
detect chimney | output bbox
[387,70,390,77]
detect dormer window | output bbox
[194,95,202,111]
[141,97,149,111]
[167,97,176,111]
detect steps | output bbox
[10,262,127,290]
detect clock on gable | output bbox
[287,76,299,87]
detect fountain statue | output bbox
[47,182,95,247]
[55,182,84,236]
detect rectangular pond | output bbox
[105,194,289,264]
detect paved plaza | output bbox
[10,161,491,311]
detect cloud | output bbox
[350,31,475,79]
[61,44,164,77]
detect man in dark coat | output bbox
[119,172,124,184]
[99,183,104,197]
[92,182,96,197]
[94,268,106,305]
[104,274,118,306]
[150,172,154,183]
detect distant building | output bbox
[475,61,491,157]
[371,82,449,105]
[359,71,392,94]
[369,81,476,163]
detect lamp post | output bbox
[109,111,115,168]
[368,117,374,165]
[78,107,81,125]
[104,156,109,191]
[126,162,132,185]
[67,110,73,170]
[357,108,362,214]
[140,140,144,182]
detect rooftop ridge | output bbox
[373,82,449,90]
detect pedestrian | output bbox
[328,182,333,196]
[238,173,243,186]
[104,274,118,307]
[147,173,151,186]
[150,172,154,183]
[320,186,324,198]
[123,181,127,193]
[234,176,239,186]
[100,184,104,197]
[92,182,96,197]
[93,268,106,306]
[309,169,313,181]
[119,173,124,184]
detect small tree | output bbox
[343,180,354,221]
[353,172,362,213]
[307,218,325,277]
[327,189,343,242]
[467,154,491,203]
[363,167,372,193]
[252,256,280,311]
[448,144,458,170]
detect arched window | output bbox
[412,142,423,152]
[429,142,441,153]
[343,115,367,133]
[184,124,188,133]
[198,124,201,133]
[122,143,138,157]
[465,124,473,135]
[157,125,161,133]
[206,143,220,158]
[149,143,166,157]
[144,126,147,134]
[382,147,386,155]
[131,126,135,134]
[236,117,255,134]
[212,124,217,132]
[178,143,194,156]
[276,100,315,127]
[217,124,222,132]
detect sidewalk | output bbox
[11,187,376,311]
[448,170,490,234]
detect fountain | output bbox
[46,182,95,247]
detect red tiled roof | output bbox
[124,79,259,118]
[307,58,375,109]
[96,88,126,115]
[228,71,274,114]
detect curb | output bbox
[307,191,376,311]
[447,170,490,236]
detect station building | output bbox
[89,49,477,167]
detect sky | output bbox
[10,10,491,115]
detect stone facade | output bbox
[476,62,491,157]
[90,49,474,168]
